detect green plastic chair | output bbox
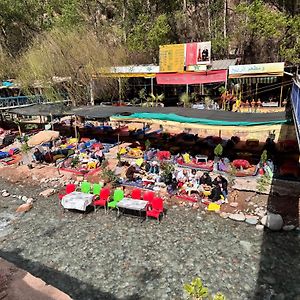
[92,183,103,195]
[108,189,124,209]
[81,181,91,194]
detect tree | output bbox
[17,27,128,105]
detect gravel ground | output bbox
[0,179,299,300]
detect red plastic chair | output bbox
[93,187,110,212]
[146,197,164,222]
[143,191,155,202]
[131,188,142,200]
[59,184,76,200]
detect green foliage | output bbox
[260,150,268,164]
[102,167,119,186]
[214,144,223,157]
[127,14,171,58]
[180,93,191,108]
[214,292,226,300]
[160,162,175,184]
[218,86,226,94]
[144,139,151,150]
[184,277,226,300]
[71,156,80,167]
[257,173,271,193]
[20,142,30,154]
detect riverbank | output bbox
[0,178,299,299]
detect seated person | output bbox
[209,183,222,202]
[176,169,189,187]
[199,172,212,187]
[93,149,105,164]
[213,174,228,199]
[125,163,142,182]
[33,148,45,163]
[188,169,199,188]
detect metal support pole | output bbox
[255,83,258,100]
[151,77,154,95]
[118,77,122,104]
[279,77,284,107]
[186,84,189,95]
[90,79,95,106]
[50,113,53,130]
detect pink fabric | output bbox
[156,70,227,85]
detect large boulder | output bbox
[261,212,283,231]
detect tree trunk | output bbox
[207,0,211,38]
[183,0,187,11]
[223,0,227,39]
[122,0,127,42]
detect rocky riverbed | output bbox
[0,179,299,300]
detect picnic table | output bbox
[116,197,148,219]
[61,191,94,211]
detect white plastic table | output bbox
[116,197,148,219]
[61,191,94,211]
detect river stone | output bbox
[2,191,10,197]
[229,213,245,222]
[282,225,295,231]
[39,188,55,197]
[245,216,259,225]
[21,196,28,202]
[220,212,230,219]
[255,224,264,231]
[261,213,283,231]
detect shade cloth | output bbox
[27,130,59,147]
[156,70,227,85]
[114,113,288,126]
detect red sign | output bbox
[186,43,198,66]
[156,70,227,85]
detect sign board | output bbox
[291,81,300,151]
[109,65,160,74]
[229,62,284,78]
[186,42,211,66]
[186,65,207,72]
[159,44,185,73]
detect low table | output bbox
[61,191,94,211]
[116,198,148,219]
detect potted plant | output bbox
[179,92,191,108]
[144,139,151,150]
[213,144,223,171]
[160,162,175,185]
[258,150,268,175]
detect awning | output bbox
[94,73,156,78]
[156,70,227,85]
[232,77,278,84]
[229,62,284,79]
